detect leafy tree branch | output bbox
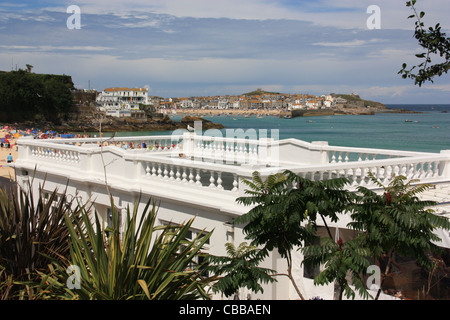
[399,0,450,86]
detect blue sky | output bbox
[1,0,449,103]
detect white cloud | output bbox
[0,45,112,52]
[1,1,449,103]
[313,39,384,47]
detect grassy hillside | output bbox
[333,94,386,108]
[243,88,283,96]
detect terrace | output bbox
[15,132,450,213]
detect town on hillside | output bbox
[81,87,387,119]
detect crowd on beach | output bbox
[0,127,18,180]
[0,125,81,180]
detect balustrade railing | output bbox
[142,157,239,192]
[322,145,433,163]
[29,144,81,164]
[29,135,184,153]
[16,135,450,195]
[288,154,448,190]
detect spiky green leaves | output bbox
[42,198,214,300]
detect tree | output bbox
[399,0,450,86]
[302,234,372,300]
[349,173,450,299]
[234,170,352,300]
[0,70,75,123]
[234,170,450,300]
[208,242,276,299]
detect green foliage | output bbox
[208,242,276,298]
[303,236,372,300]
[350,173,450,298]
[235,171,311,257]
[235,171,351,257]
[0,69,75,123]
[39,198,214,300]
[235,170,353,299]
[399,1,450,86]
[0,182,79,299]
[351,174,449,266]
[236,170,450,300]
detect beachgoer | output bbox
[7,153,13,163]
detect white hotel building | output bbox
[96,87,149,117]
[13,130,450,300]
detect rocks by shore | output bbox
[173,106,422,118]
[3,115,224,134]
[64,116,224,133]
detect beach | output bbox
[0,128,18,183]
[175,108,289,117]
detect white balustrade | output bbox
[288,155,448,191]
[16,135,450,196]
[29,144,81,164]
[143,157,239,192]
[190,135,261,164]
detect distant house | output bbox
[96,87,149,117]
[334,97,347,106]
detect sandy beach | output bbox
[175,108,289,117]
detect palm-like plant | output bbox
[0,181,79,299]
[349,173,450,299]
[39,198,215,300]
[302,234,372,300]
[208,242,275,298]
[235,170,352,300]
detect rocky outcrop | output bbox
[55,115,224,133]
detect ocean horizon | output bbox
[113,104,450,154]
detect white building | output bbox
[13,132,450,300]
[96,87,149,117]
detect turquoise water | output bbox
[114,105,450,154]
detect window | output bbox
[185,228,210,246]
[303,235,321,279]
[160,220,211,276]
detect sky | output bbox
[1,0,449,104]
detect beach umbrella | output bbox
[13,132,21,138]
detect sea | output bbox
[114,105,450,154]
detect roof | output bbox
[104,87,148,92]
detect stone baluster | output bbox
[195,169,201,185]
[232,174,238,192]
[182,167,188,183]
[175,167,181,182]
[169,165,175,180]
[217,172,223,190]
[209,171,216,188]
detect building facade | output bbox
[96,87,149,117]
[13,132,450,299]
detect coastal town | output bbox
[92,87,388,119]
